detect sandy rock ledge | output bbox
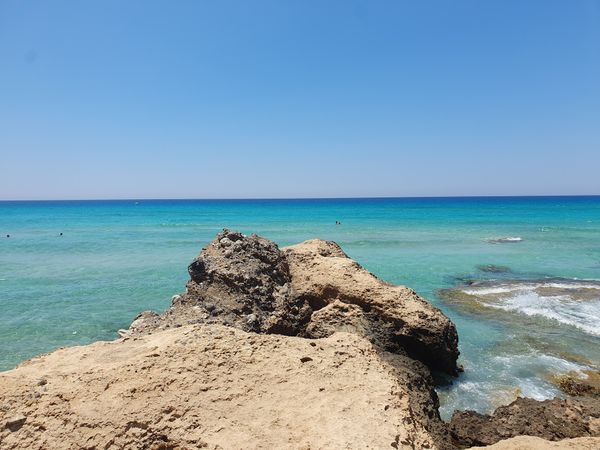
[1,325,448,450]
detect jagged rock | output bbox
[0,325,453,449]
[469,436,600,449]
[449,397,600,447]
[148,229,311,335]
[284,239,460,375]
[130,230,459,376]
[551,370,600,398]
[127,311,161,335]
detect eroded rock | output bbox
[469,436,600,450]
[285,239,460,375]
[551,370,600,398]
[155,230,311,335]
[0,325,453,450]
[129,230,459,375]
[449,397,600,447]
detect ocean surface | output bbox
[1,197,599,419]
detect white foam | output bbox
[463,286,518,295]
[542,282,600,290]
[463,280,600,296]
[487,236,523,243]
[492,353,588,373]
[437,350,591,418]
[487,291,600,336]
[459,279,600,336]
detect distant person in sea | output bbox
[60,232,63,236]
[6,234,9,238]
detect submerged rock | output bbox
[132,229,460,375]
[449,397,600,447]
[477,264,512,273]
[551,370,600,398]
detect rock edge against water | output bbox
[1,229,599,449]
[127,229,460,376]
[449,397,600,447]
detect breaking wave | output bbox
[452,278,600,336]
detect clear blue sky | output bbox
[1,1,599,199]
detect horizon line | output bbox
[1,194,600,202]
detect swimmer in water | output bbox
[60,232,63,236]
[6,234,9,238]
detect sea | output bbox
[1,196,599,419]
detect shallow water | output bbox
[1,197,599,418]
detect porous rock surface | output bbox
[552,370,600,398]
[284,239,459,375]
[469,436,600,449]
[449,397,600,447]
[129,229,459,376]
[0,325,451,450]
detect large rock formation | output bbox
[449,397,600,447]
[284,239,459,375]
[6,230,596,449]
[0,229,464,449]
[0,325,451,450]
[128,229,459,376]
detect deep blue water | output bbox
[1,196,599,417]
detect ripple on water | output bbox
[437,275,600,420]
[437,349,593,420]
[442,278,600,337]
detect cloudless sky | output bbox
[1,0,599,199]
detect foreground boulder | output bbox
[129,229,459,375]
[0,325,452,450]
[449,397,600,447]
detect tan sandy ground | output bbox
[0,324,445,450]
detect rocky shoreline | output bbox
[1,230,598,449]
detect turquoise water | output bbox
[1,197,599,418]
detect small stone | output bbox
[300,357,313,363]
[219,237,232,247]
[5,415,26,432]
[246,314,257,325]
